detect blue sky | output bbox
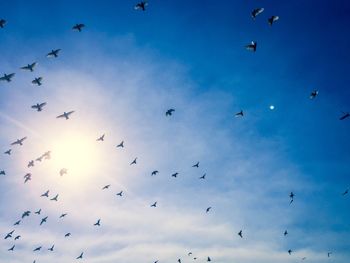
[1,0,349,262]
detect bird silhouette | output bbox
[4,230,14,239]
[268,16,279,26]
[48,245,55,251]
[60,213,67,218]
[47,49,61,58]
[310,90,319,99]
[32,77,43,86]
[21,62,37,72]
[0,170,5,176]
[151,201,157,207]
[342,189,349,196]
[97,134,105,141]
[41,190,50,197]
[40,216,48,225]
[11,137,27,146]
[206,207,212,213]
[116,141,124,148]
[14,235,20,240]
[284,230,288,236]
[116,191,123,197]
[14,220,21,226]
[192,162,199,168]
[339,112,350,120]
[328,252,332,257]
[251,8,264,19]
[134,1,148,11]
[0,19,6,28]
[130,158,137,165]
[8,245,15,251]
[57,111,75,120]
[245,41,257,52]
[235,110,244,117]
[60,168,68,176]
[31,102,47,112]
[94,219,101,226]
[199,173,206,179]
[172,172,178,178]
[24,173,31,183]
[4,149,11,155]
[207,257,211,262]
[102,184,111,190]
[22,211,30,218]
[238,230,243,238]
[76,252,84,259]
[0,73,15,82]
[166,109,175,116]
[28,160,34,167]
[151,170,159,176]
[72,23,85,32]
[288,249,292,255]
[289,192,295,204]
[65,232,71,237]
[50,194,59,201]
[35,209,41,215]
[33,246,42,252]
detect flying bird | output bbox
[238,230,243,238]
[151,201,157,207]
[130,158,137,165]
[116,141,124,148]
[171,172,178,178]
[50,194,59,201]
[268,16,279,25]
[0,73,15,82]
[14,235,21,240]
[22,211,30,218]
[284,230,288,236]
[97,134,105,141]
[65,233,71,237]
[206,207,212,213]
[192,162,199,168]
[4,230,14,239]
[207,257,211,262]
[60,213,67,218]
[342,189,348,196]
[339,112,350,120]
[328,252,332,257]
[289,192,295,204]
[116,191,123,197]
[57,111,75,120]
[102,184,111,190]
[28,160,34,167]
[14,220,21,226]
[245,41,257,52]
[11,137,27,146]
[60,168,68,176]
[94,219,101,226]
[32,77,43,86]
[8,245,15,251]
[33,246,42,252]
[0,19,6,28]
[21,62,37,72]
[4,149,11,155]
[40,216,48,225]
[72,23,85,32]
[47,49,61,58]
[48,245,55,251]
[151,170,159,176]
[251,8,264,19]
[235,110,244,117]
[35,209,41,215]
[31,102,47,112]
[41,190,49,197]
[310,90,319,99]
[288,249,292,255]
[166,108,175,116]
[199,173,206,179]
[134,1,148,11]
[24,173,32,183]
[76,252,84,259]
[0,170,5,175]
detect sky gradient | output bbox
[1,1,349,262]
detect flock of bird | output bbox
[1,2,349,263]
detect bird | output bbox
[4,149,11,155]
[36,156,44,162]
[206,207,212,213]
[268,16,279,26]
[33,246,42,252]
[72,23,85,32]
[235,110,244,117]
[22,211,31,218]
[14,235,20,240]
[60,168,68,176]
[35,209,41,215]
[289,192,295,204]
[192,162,199,168]
[42,151,51,159]
[57,111,75,120]
[310,90,319,99]
[134,1,148,11]
[31,102,47,112]
[339,112,350,120]
[284,230,288,236]
[0,170,5,175]
[76,252,84,259]
[238,230,243,238]
[342,189,348,196]
[207,257,211,262]
[40,216,48,225]
[178,259,182,263]
[94,219,101,226]
[116,191,123,197]
[46,49,61,58]
[11,137,27,146]
[65,233,71,237]
[302,257,307,260]
[116,141,124,148]
[24,173,32,183]
[166,108,175,116]
[14,220,21,226]
[27,160,34,167]
[102,184,111,190]
[199,173,206,179]
[60,213,67,218]
[245,41,257,52]
[251,8,264,19]
[4,230,14,239]
[48,245,55,251]
[151,170,159,176]
[0,19,6,28]
[41,190,50,197]
[97,134,105,141]
[151,201,157,207]
[0,73,15,82]
[328,252,332,257]
[32,77,43,86]
[21,62,37,72]
[171,172,178,178]
[130,158,137,165]
[8,245,15,251]
[288,249,292,255]
[50,194,59,201]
